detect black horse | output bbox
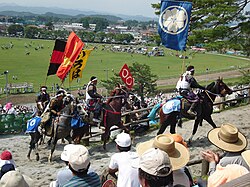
[157,78,232,143]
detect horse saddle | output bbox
[180,98,196,119]
[162,98,181,114]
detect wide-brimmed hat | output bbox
[208,123,247,152]
[115,132,131,147]
[136,134,189,170]
[241,150,250,167]
[139,148,172,177]
[0,170,34,187]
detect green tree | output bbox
[101,62,158,102]
[7,24,24,36]
[152,1,250,53]
[24,26,41,39]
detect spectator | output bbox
[4,102,17,115]
[0,163,15,179]
[63,145,100,187]
[0,150,16,168]
[50,144,78,187]
[138,148,174,187]
[201,123,249,175]
[136,134,190,186]
[207,164,249,187]
[0,170,34,187]
[108,132,140,187]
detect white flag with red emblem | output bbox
[119,64,134,89]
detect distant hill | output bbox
[0,3,157,21]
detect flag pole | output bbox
[44,76,48,86]
[181,50,186,73]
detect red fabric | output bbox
[103,108,121,127]
[119,64,134,89]
[0,150,12,160]
[56,32,84,81]
[50,50,65,64]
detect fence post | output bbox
[219,97,225,111]
[201,159,209,176]
[248,88,250,104]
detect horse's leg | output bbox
[204,115,217,128]
[157,120,168,135]
[48,137,58,162]
[27,133,35,160]
[188,118,201,145]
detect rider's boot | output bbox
[187,102,197,116]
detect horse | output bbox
[101,87,130,150]
[156,78,232,144]
[48,95,75,162]
[27,94,75,162]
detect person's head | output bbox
[56,90,66,100]
[207,123,247,153]
[0,170,34,187]
[136,134,189,170]
[170,133,188,148]
[60,144,78,165]
[207,164,249,187]
[139,148,173,187]
[0,150,12,161]
[40,86,47,93]
[186,65,195,75]
[115,132,131,152]
[68,145,90,176]
[90,76,98,85]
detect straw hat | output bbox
[241,150,250,167]
[208,123,247,152]
[136,134,189,170]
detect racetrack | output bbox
[0,104,250,186]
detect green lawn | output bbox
[0,37,249,92]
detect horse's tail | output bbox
[147,103,162,120]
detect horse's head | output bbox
[206,77,232,97]
[76,103,88,119]
[215,77,232,96]
[63,93,74,105]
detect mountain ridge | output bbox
[0,3,158,21]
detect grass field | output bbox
[0,37,249,93]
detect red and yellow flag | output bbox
[56,32,84,81]
[69,48,93,83]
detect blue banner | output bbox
[158,0,192,51]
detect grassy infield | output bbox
[0,37,249,95]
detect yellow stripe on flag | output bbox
[69,48,93,82]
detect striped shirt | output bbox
[62,172,101,187]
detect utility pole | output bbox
[3,70,9,103]
[104,69,109,97]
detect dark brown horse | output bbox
[71,87,130,150]
[101,87,130,150]
[157,78,232,144]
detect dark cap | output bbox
[186,65,195,72]
[90,76,97,81]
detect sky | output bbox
[0,0,160,17]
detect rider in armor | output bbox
[36,86,50,115]
[176,65,205,116]
[85,76,103,123]
[49,89,66,118]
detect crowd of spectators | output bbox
[0,102,34,115]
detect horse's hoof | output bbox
[36,154,40,161]
[187,139,192,146]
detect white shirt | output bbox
[109,151,140,187]
[176,71,193,91]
